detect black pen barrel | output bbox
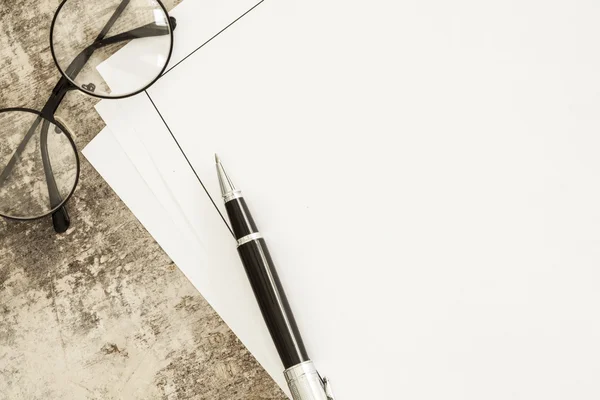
[225,197,309,369]
[225,197,258,239]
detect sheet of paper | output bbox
[90,0,600,398]
[82,126,204,272]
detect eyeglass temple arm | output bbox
[96,0,132,42]
[62,16,177,81]
[40,119,70,232]
[97,17,176,46]
[33,78,75,233]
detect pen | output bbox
[215,155,335,400]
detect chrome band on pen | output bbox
[236,232,263,247]
[284,361,335,400]
[223,189,243,203]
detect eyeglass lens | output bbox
[0,110,78,220]
[51,0,173,98]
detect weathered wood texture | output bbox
[0,1,286,399]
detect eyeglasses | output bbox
[0,0,176,233]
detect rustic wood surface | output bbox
[0,1,286,399]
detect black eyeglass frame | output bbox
[0,0,176,233]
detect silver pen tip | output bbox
[215,154,236,197]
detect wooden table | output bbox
[0,1,285,398]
